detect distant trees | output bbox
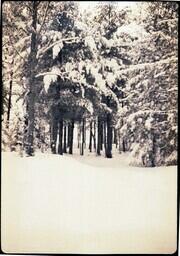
[2,2,21,128]
[2,1,28,151]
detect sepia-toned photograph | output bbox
[1,1,178,254]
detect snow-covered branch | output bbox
[117,56,178,75]
[35,71,68,78]
[37,37,79,58]
[151,31,173,41]
[158,18,178,24]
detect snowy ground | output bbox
[1,150,177,254]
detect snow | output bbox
[1,152,177,254]
[65,62,73,72]
[100,36,112,48]
[84,35,97,52]
[74,21,88,31]
[77,61,84,73]
[53,31,62,41]
[117,56,178,75]
[14,36,30,48]
[145,117,153,130]
[52,41,63,59]
[116,22,148,39]
[43,74,58,92]
[22,7,29,18]
[109,58,119,72]
[106,72,116,86]
[166,151,177,163]
[78,1,137,13]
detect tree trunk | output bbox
[58,119,63,155]
[6,68,13,129]
[97,117,101,155]
[104,121,106,154]
[114,128,118,148]
[69,119,74,154]
[122,139,126,152]
[63,124,67,153]
[25,1,38,156]
[93,120,96,150]
[121,92,126,152]
[100,122,103,150]
[121,118,126,152]
[89,121,93,152]
[84,118,86,148]
[77,123,80,149]
[106,113,112,158]
[51,118,58,154]
[122,91,124,108]
[81,118,85,155]
[49,123,51,150]
[150,132,156,167]
[67,123,71,148]
[79,120,82,155]
[118,130,121,153]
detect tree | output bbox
[116,2,178,166]
[2,1,59,154]
[2,1,30,151]
[24,1,38,156]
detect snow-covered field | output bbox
[1,151,177,254]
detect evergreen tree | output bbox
[116,2,178,166]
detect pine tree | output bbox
[116,2,178,166]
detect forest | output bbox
[2,1,178,167]
[1,2,178,253]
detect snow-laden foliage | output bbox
[2,1,178,165]
[115,22,148,39]
[116,2,178,166]
[2,114,24,154]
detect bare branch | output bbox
[9,37,27,61]
[2,41,9,47]
[24,3,32,13]
[35,1,41,8]
[16,92,26,103]
[37,1,50,35]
